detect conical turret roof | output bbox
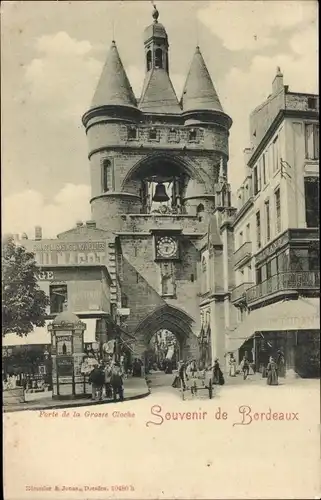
[181,46,224,114]
[139,69,181,114]
[90,41,137,110]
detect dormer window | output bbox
[128,126,137,140]
[155,48,163,69]
[188,129,197,142]
[149,128,158,141]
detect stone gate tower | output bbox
[82,6,234,361]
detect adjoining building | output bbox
[227,69,320,377]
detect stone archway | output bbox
[134,304,197,361]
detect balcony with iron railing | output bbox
[246,271,320,306]
[231,282,255,304]
[234,241,252,268]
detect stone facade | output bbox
[13,8,236,365]
[80,9,235,363]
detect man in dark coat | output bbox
[89,365,105,400]
[110,363,124,402]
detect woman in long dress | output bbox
[267,356,278,386]
[212,359,225,385]
[229,354,237,377]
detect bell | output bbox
[152,183,170,202]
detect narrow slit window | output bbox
[265,199,271,242]
[155,48,163,69]
[275,188,281,234]
[101,158,114,193]
[146,50,152,71]
[102,159,110,192]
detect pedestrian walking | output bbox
[88,364,105,400]
[211,359,225,385]
[241,355,250,380]
[110,363,124,401]
[276,349,285,377]
[229,354,237,377]
[104,361,113,399]
[178,360,187,389]
[267,356,278,386]
[132,358,142,377]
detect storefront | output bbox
[226,298,320,377]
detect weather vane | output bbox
[151,1,159,22]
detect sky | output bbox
[1,0,318,238]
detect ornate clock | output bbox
[155,236,179,260]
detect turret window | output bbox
[146,50,152,71]
[168,128,178,142]
[155,48,163,69]
[127,126,137,140]
[149,128,159,141]
[102,158,114,192]
[188,129,197,142]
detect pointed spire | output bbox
[181,46,224,114]
[90,40,137,110]
[139,69,181,114]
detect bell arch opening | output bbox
[122,153,206,215]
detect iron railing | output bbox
[231,282,255,303]
[246,271,320,304]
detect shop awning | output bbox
[226,298,320,353]
[3,318,98,346]
[3,320,51,346]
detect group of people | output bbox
[228,349,285,386]
[172,351,283,390]
[87,358,124,402]
[172,358,225,389]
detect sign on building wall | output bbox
[32,241,107,266]
[68,281,104,312]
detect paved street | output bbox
[146,368,300,400]
[4,377,320,499]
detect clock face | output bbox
[156,236,178,258]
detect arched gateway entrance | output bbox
[134,304,197,368]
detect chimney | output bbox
[272,66,284,94]
[243,147,253,165]
[86,220,96,229]
[76,221,84,228]
[35,226,42,241]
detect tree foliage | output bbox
[2,236,50,337]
